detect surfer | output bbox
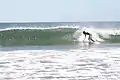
[83,31,95,43]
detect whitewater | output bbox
[0,45,120,80]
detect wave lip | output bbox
[0,25,80,31]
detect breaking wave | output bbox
[0,27,120,46]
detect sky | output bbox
[0,0,120,22]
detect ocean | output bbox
[0,22,120,80]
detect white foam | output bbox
[0,47,120,79]
[73,27,120,44]
[0,25,80,31]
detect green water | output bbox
[0,29,77,46]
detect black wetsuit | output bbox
[83,31,95,42]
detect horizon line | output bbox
[0,21,120,23]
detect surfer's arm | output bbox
[83,34,86,42]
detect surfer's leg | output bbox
[89,35,95,42]
[91,38,95,42]
[88,35,90,42]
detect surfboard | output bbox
[74,39,100,44]
[94,41,100,44]
[74,34,100,44]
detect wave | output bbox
[0,27,77,46]
[0,27,120,46]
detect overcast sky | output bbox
[0,0,120,22]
